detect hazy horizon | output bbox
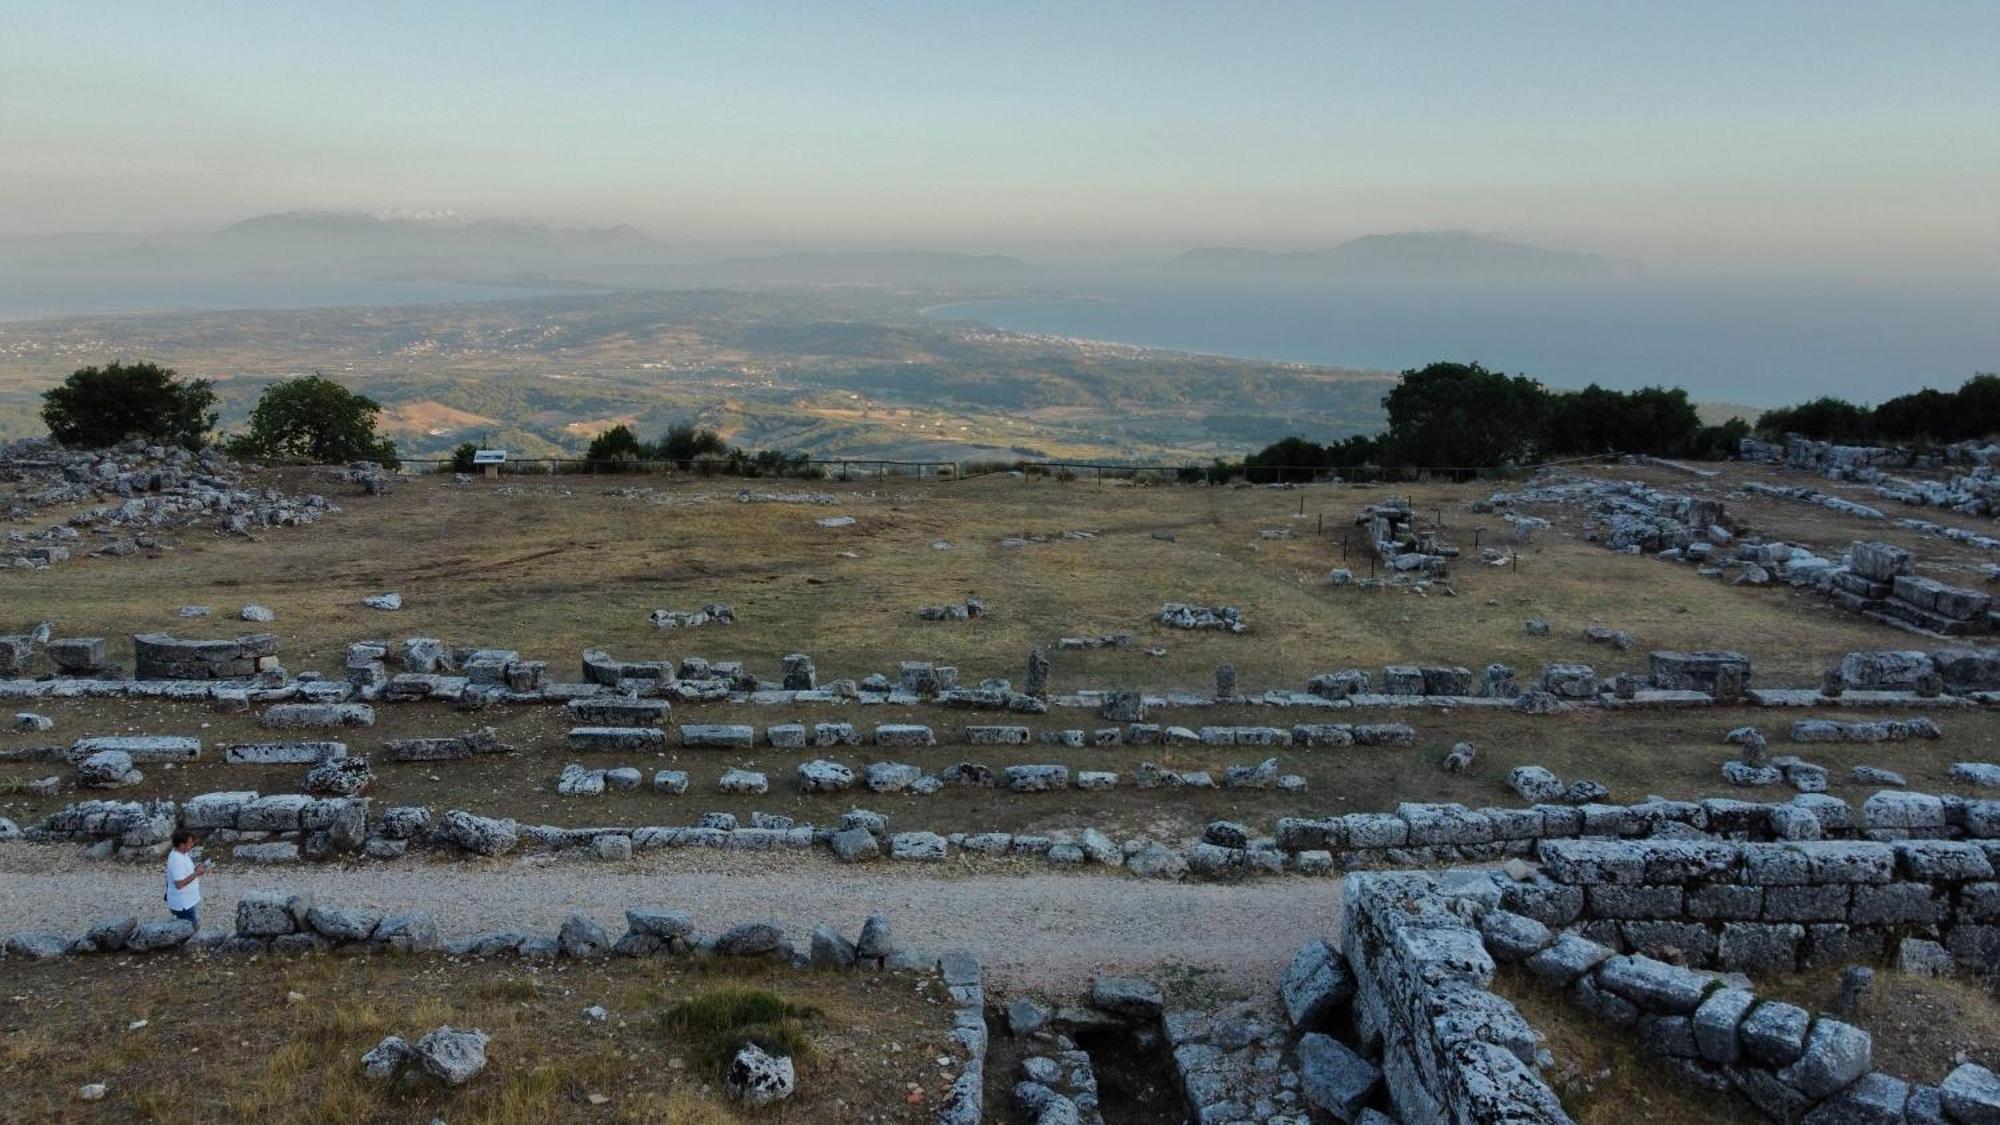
[5,2,1998,283]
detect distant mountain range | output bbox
[0,211,1040,288]
[0,213,1634,307]
[214,210,659,257]
[691,250,1032,285]
[1166,232,1632,281]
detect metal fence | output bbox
[400,457,963,480]
[397,451,1614,484]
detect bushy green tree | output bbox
[1546,384,1702,457]
[1755,396,1875,443]
[585,424,646,467]
[1383,362,1550,467]
[41,361,217,450]
[653,422,726,469]
[227,375,398,465]
[450,442,480,472]
[1689,417,1752,459]
[1241,434,1385,481]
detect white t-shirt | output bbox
[164,849,199,910]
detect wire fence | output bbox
[397,452,1613,484]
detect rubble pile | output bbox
[2,438,338,571]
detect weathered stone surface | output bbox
[725,1042,796,1106]
[889,831,947,861]
[260,703,374,730]
[1777,1018,1872,1100]
[224,740,346,765]
[1596,954,1710,1013]
[382,727,506,761]
[1799,1070,1909,1125]
[371,912,439,953]
[75,749,141,788]
[564,697,670,726]
[1279,939,1355,1028]
[360,1034,411,1080]
[679,724,755,749]
[126,918,196,952]
[1941,1063,2000,1124]
[715,922,784,957]
[1508,765,1565,803]
[557,913,610,958]
[1089,976,1163,1018]
[441,809,518,856]
[305,905,382,942]
[717,768,768,794]
[797,759,855,792]
[1297,1031,1381,1122]
[1005,764,1069,792]
[874,723,936,748]
[567,726,667,752]
[235,890,305,937]
[1693,987,1756,1064]
[1718,922,1804,973]
[4,931,70,959]
[132,632,279,680]
[829,826,880,862]
[413,1026,488,1086]
[71,735,199,763]
[1479,910,1555,962]
[1741,1000,1811,1066]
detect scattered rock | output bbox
[725,1043,796,1106]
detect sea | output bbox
[927,277,2000,408]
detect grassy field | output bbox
[1,467,1938,692]
[1751,963,2000,1084]
[3,694,1992,843]
[6,464,1996,838]
[0,952,954,1124]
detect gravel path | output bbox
[0,847,1341,993]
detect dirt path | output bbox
[0,847,1342,995]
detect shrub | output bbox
[226,375,397,466]
[584,424,646,468]
[655,988,819,1071]
[450,442,479,473]
[653,423,726,469]
[41,361,217,451]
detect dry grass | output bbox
[6,465,1995,841]
[1750,963,2000,1083]
[0,952,954,1123]
[4,691,1996,845]
[0,467,1931,692]
[1495,970,1766,1124]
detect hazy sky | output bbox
[4,1,1997,277]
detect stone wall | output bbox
[15,635,2000,715]
[1279,789,2000,870]
[23,785,2000,888]
[1341,870,1570,1123]
[34,792,369,863]
[1507,834,1998,973]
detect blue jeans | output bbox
[169,904,198,929]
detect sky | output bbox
[3,1,1998,278]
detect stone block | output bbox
[1718,923,1804,973]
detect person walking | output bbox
[164,830,206,929]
